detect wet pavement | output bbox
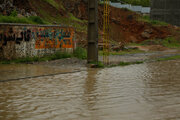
[0,60,180,120]
[99,49,180,64]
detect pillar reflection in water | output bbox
[83,68,100,119]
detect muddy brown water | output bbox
[0,60,180,120]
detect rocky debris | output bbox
[141,31,150,39]
[112,43,125,51]
[104,6,172,44]
[124,46,139,50]
[141,28,153,39]
[0,0,37,17]
[61,0,88,19]
[144,28,153,34]
[129,36,138,43]
[0,0,14,15]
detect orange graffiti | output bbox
[35,28,74,49]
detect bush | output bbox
[10,10,18,17]
[28,16,46,24]
[73,47,87,59]
[140,15,168,26]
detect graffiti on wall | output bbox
[0,27,31,45]
[0,25,75,59]
[33,27,74,49]
[0,26,75,49]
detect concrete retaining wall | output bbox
[0,23,75,60]
[151,0,180,26]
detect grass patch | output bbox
[0,51,72,64]
[0,47,87,64]
[139,15,169,26]
[1,0,86,31]
[43,0,65,10]
[109,61,144,67]
[157,55,180,61]
[43,0,59,9]
[161,37,180,48]
[73,47,87,59]
[68,13,84,23]
[0,15,48,24]
[0,15,34,24]
[99,49,145,56]
[88,61,105,68]
[141,37,180,48]
[37,10,87,32]
[28,16,49,24]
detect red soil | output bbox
[98,6,172,44]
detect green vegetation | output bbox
[0,1,87,31]
[29,16,49,24]
[139,15,169,26]
[43,0,59,9]
[0,9,49,24]
[68,13,84,23]
[0,51,72,64]
[157,55,180,61]
[99,49,145,56]
[29,0,88,32]
[43,0,65,10]
[141,37,180,48]
[0,47,87,64]
[109,61,143,67]
[88,61,105,68]
[0,15,48,24]
[161,37,180,48]
[73,47,87,59]
[10,10,18,17]
[35,7,87,32]
[110,0,150,7]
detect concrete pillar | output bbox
[87,0,98,63]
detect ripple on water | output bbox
[0,60,180,120]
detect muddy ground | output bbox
[34,48,180,70]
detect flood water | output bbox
[0,60,180,120]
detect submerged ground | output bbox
[0,1,180,119]
[0,58,180,120]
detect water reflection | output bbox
[0,64,75,81]
[83,68,99,120]
[0,60,180,120]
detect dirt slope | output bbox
[107,6,172,43]
[12,0,177,46]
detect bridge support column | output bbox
[87,0,98,63]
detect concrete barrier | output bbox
[0,23,75,60]
[104,1,151,14]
